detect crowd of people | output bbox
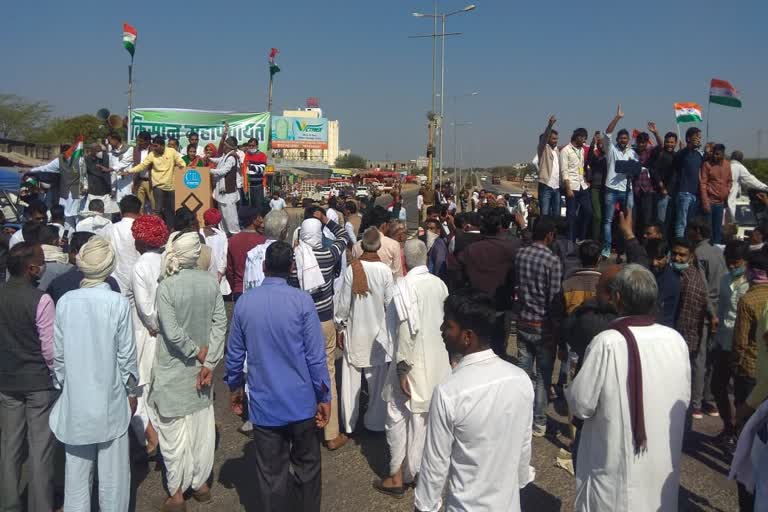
[1,110,768,512]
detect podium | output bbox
[174,167,213,226]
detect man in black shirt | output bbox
[85,143,117,216]
[47,232,120,303]
[647,127,679,238]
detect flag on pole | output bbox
[269,48,280,76]
[709,79,742,108]
[674,102,703,124]
[64,135,84,164]
[123,23,137,57]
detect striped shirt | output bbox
[289,220,348,322]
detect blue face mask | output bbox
[671,262,689,273]
[730,266,746,278]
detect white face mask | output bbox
[247,148,259,154]
[751,242,764,251]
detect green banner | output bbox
[130,108,271,153]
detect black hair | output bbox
[479,207,502,235]
[26,199,48,217]
[644,221,664,235]
[464,212,482,228]
[88,199,105,212]
[247,137,259,145]
[671,237,693,252]
[426,205,439,217]
[578,240,602,267]
[22,222,44,244]
[8,241,40,277]
[173,206,197,232]
[756,220,768,239]
[687,216,711,239]
[151,135,165,145]
[453,212,466,230]
[370,206,391,228]
[714,143,726,154]
[328,196,338,209]
[724,240,750,262]
[240,207,263,227]
[187,143,198,151]
[70,231,95,254]
[685,127,701,142]
[646,239,670,260]
[617,129,630,138]
[264,241,293,276]
[50,205,65,222]
[443,289,497,341]
[549,129,559,136]
[731,150,744,162]
[572,128,588,141]
[107,132,122,142]
[168,136,179,144]
[748,249,768,272]
[188,131,199,139]
[225,136,238,148]
[533,216,557,241]
[119,195,142,215]
[39,224,59,246]
[137,131,152,142]
[345,201,357,214]
[636,132,650,143]
[304,205,324,219]
[59,144,72,154]
[664,132,678,141]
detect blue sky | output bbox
[4,0,767,166]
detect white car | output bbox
[355,186,370,199]
[735,198,757,241]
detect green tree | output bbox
[745,159,768,184]
[0,93,52,140]
[335,153,367,169]
[32,114,108,144]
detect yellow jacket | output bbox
[128,147,185,191]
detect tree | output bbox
[0,94,52,140]
[335,153,367,169]
[32,115,108,144]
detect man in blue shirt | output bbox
[225,241,331,512]
[673,127,704,237]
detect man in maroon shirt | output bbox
[226,207,265,301]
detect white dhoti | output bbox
[154,404,215,494]
[63,430,130,512]
[220,201,240,235]
[59,193,84,226]
[385,390,427,481]
[341,357,389,433]
[115,176,134,202]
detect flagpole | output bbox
[128,54,134,141]
[705,97,711,143]
[268,73,273,113]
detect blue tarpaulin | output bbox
[0,168,21,192]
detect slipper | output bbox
[153,497,186,512]
[192,490,213,504]
[372,480,406,499]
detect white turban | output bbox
[162,231,201,279]
[77,236,116,288]
[294,218,325,292]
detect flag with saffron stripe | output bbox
[64,136,84,164]
[674,102,703,124]
[710,79,742,108]
[123,23,137,57]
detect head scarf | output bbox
[76,236,116,288]
[294,219,325,291]
[204,143,217,156]
[42,244,69,264]
[162,231,201,278]
[131,214,169,249]
[203,208,222,227]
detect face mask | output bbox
[730,267,746,278]
[247,148,259,154]
[750,243,764,251]
[671,262,689,273]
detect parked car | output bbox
[735,197,758,241]
[355,186,370,199]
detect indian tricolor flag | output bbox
[710,78,742,108]
[64,136,84,164]
[123,23,137,57]
[674,102,703,124]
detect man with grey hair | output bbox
[727,150,768,222]
[335,227,394,434]
[375,238,450,498]
[566,264,691,512]
[244,209,289,290]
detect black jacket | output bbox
[561,298,618,374]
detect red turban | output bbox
[203,208,222,226]
[131,214,169,249]
[204,143,217,156]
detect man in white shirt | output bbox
[102,195,141,294]
[351,206,403,278]
[601,104,639,258]
[75,199,111,236]
[560,128,592,241]
[335,228,394,433]
[728,151,768,222]
[566,264,690,512]
[208,136,242,235]
[269,191,286,211]
[374,239,450,498]
[537,115,561,217]
[108,131,154,212]
[415,289,534,512]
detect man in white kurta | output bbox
[566,264,691,512]
[376,239,450,497]
[200,208,231,296]
[127,214,169,454]
[208,137,241,235]
[335,228,394,433]
[103,195,141,294]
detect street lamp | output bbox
[410,3,477,187]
